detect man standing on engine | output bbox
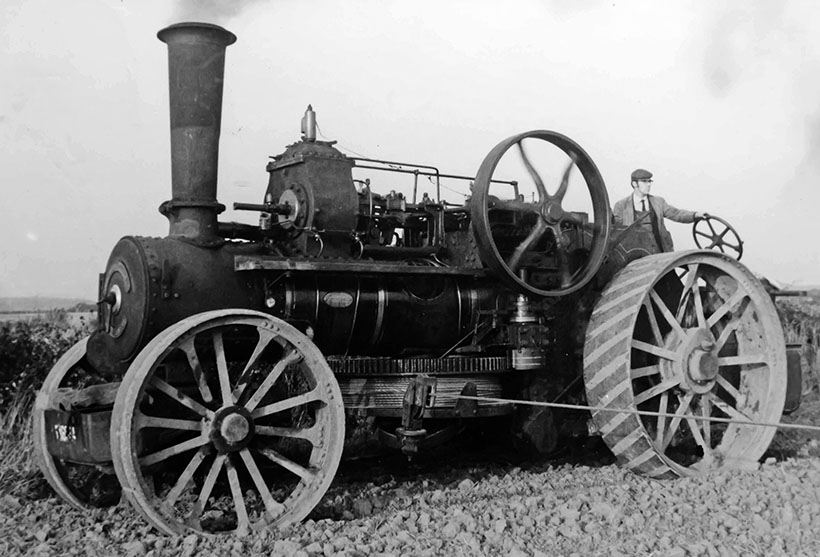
[612,168,705,252]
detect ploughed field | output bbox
[3,393,820,557]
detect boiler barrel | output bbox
[266,274,494,356]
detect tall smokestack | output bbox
[157,22,237,245]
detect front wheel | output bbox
[111,310,345,535]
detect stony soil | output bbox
[3,397,820,557]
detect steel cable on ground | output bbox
[344,395,820,433]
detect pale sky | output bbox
[2,0,820,300]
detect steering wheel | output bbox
[470,130,611,297]
[692,214,743,260]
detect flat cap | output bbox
[631,168,653,181]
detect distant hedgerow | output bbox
[0,318,91,413]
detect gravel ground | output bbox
[4,398,820,557]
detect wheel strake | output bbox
[111,309,345,535]
[583,251,786,477]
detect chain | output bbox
[346,394,820,434]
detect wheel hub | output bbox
[680,328,719,394]
[540,200,564,223]
[210,406,255,452]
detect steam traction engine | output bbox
[34,22,798,536]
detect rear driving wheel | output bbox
[111,310,344,535]
[583,251,786,477]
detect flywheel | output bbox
[583,251,787,477]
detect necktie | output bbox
[641,199,647,211]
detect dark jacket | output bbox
[612,194,696,252]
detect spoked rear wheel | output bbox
[584,251,786,477]
[111,310,344,535]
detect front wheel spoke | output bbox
[706,290,747,328]
[191,454,226,521]
[649,289,686,339]
[180,336,214,404]
[255,424,321,446]
[164,447,208,507]
[706,392,752,422]
[149,377,213,418]
[251,389,322,419]
[239,449,284,519]
[661,393,694,450]
[717,354,767,367]
[258,447,317,481]
[225,459,250,535]
[506,219,548,273]
[631,339,678,362]
[213,331,234,406]
[135,413,203,432]
[244,350,303,412]
[139,434,210,467]
[233,329,279,401]
[516,141,548,201]
[633,378,680,406]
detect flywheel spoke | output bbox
[516,141,548,201]
[550,224,573,287]
[506,219,548,273]
[553,154,577,201]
